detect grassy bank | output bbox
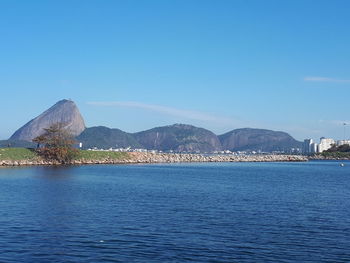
[0,148,130,161]
[0,148,38,160]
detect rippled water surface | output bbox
[0,161,350,262]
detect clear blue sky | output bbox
[1,0,350,141]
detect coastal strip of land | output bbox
[0,148,308,166]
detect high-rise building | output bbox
[318,137,335,153]
[310,142,318,153]
[302,139,314,154]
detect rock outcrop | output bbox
[10,99,85,141]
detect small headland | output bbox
[0,148,308,167]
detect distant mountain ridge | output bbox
[76,125,301,153]
[77,126,142,149]
[7,99,302,152]
[219,128,302,152]
[133,124,222,152]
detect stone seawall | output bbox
[0,152,308,167]
[128,152,307,163]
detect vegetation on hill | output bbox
[133,124,222,152]
[77,126,142,149]
[75,125,303,153]
[322,144,350,158]
[218,128,302,152]
[324,144,350,153]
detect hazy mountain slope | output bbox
[219,128,302,152]
[0,140,36,148]
[76,126,142,149]
[10,99,85,141]
[133,124,222,152]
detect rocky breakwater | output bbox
[128,152,308,163]
[0,159,60,166]
[0,153,308,167]
[0,158,133,166]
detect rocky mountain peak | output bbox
[10,99,86,141]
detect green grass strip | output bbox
[0,148,38,160]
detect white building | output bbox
[337,140,350,146]
[302,137,339,154]
[318,137,335,153]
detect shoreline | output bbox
[308,155,350,161]
[0,152,308,167]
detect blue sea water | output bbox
[0,161,350,262]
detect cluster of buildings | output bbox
[303,137,350,154]
[87,146,159,153]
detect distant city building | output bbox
[337,140,350,146]
[310,142,318,153]
[303,137,336,154]
[302,139,314,154]
[318,137,335,153]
